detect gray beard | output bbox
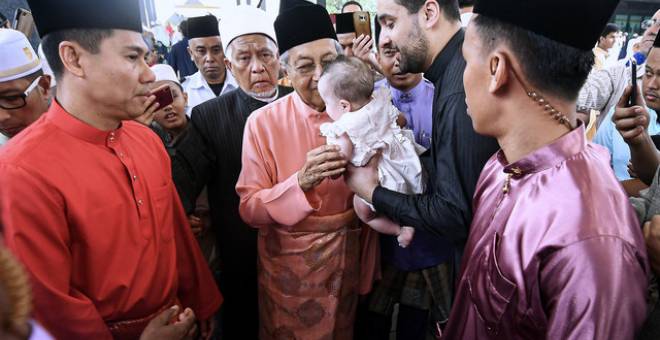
[246,87,279,103]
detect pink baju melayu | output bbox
[236,92,379,340]
[442,125,649,339]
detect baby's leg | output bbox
[354,195,377,222]
[354,196,403,237]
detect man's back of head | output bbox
[462,0,619,138]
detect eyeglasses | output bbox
[642,19,660,30]
[0,76,42,110]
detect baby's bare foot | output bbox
[397,226,415,248]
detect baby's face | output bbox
[318,76,347,121]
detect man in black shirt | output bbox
[172,7,291,340]
[347,0,499,332]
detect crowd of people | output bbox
[0,0,659,339]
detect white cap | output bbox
[0,29,42,82]
[219,6,277,53]
[151,64,180,85]
[37,43,56,88]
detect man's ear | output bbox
[59,41,86,78]
[37,74,51,96]
[488,52,511,94]
[280,64,289,78]
[36,74,52,103]
[420,0,441,30]
[224,58,233,74]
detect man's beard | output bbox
[246,87,278,101]
[398,22,429,74]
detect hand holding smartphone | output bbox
[353,11,372,38]
[135,85,173,126]
[152,85,174,109]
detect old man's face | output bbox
[284,38,339,111]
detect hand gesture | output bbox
[352,34,382,72]
[614,85,649,146]
[188,214,203,236]
[298,145,347,192]
[140,306,197,340]
[352,34,374,62]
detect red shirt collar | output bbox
[46,99,123,145]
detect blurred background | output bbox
[1,0,657,49]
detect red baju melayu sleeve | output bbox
[0,101,221,339]
[0,162,111,338]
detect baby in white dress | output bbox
[318,56,425,248]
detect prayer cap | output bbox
[275,3,337,55]
[219,6,277,52]
[279,0,315,13]
[151,64,180,85]
[473,0,620,51]
[0,29,41,82]
[654,33,660,48]
[187,15,219,39]
[335,13,355,34]
[27,0,142,38]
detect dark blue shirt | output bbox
[167,38,197,80]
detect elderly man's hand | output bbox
[140,306,197,340]
[644,215,660,276]
[298,145,347,192]
[345,154,380,203]
[614,85,649,146]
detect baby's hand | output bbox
[397,226,415,248]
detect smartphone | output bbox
[353,11,372,38]
[13,8,34,38]
[628,60,637,107]
[152,86,174,108]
